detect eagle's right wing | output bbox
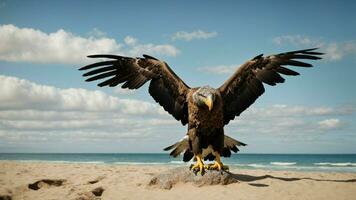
[79,54,190,125]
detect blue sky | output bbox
[0,0,355,153]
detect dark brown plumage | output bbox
[219,48,323,125]
[80,54,190,125]
[79,48,323,174]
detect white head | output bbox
[192,86,216,111]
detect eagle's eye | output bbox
[199,93,205,98]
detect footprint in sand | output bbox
[28,179,66,190]
[75,187,104,200]
[91,187,104,197]
[87,176,105,185]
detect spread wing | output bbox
[79,54,190,125]
[219,48,323,125]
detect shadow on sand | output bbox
[224,171,356,187]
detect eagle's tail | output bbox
[164,135,247,162]
[221,135,247,157]
[205,135,247,161]
[163,135,193,162]
[224,135,247,152]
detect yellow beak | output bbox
[203,96,213,111]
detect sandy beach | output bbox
[1,161,356,200]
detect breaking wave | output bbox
[169,161,185,164]
[314,162,356,167]
[270,162,297,166]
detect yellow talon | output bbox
[210,162,223,170]
[190,154,205,175]
[207,152,229,171]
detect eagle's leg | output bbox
[189,154,205,175]
[207,152,229,171]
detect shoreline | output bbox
[1,159,356,173]
[1,161,356,200]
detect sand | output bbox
[1,161,356,200]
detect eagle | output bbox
[79,48,322,175]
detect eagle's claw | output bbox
[205,162,229,171]
[190,163,205,176]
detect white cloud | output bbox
[273,35,356,61]
[113,87,137,96]
[0,24,179,64]
[273,35,314,46]
[124,35,179,56]
[0,24,121,64]
[245,104,352,118]
[0,75,181,144]
[171,30,217,41]
[318,118,341,130]
[198,64,238,74]
[124,36,137,46]
[227,104,352,135]
[128,43,179,57]
[0,75,161,115]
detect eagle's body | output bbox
[79,48,323,174]
[187,87,225,159]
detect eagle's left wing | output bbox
[218,48,323,125]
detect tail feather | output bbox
[164,134,247,161]
[163,136,189,158]
[163,143,177,151]
[224,135,247,147]
[220,135,247,157]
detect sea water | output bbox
[1,153,356,173]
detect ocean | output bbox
[1,153,356,173]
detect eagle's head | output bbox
[192,86,216,111]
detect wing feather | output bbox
[79,55,190,125]
[219,48,323,125]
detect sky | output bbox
[0,0,355,153]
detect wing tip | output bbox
[143,54,159,60]
[82,72,91,77]
[87,54,107,58]
[283,47,324,56]
[87,54,126,59]
[302,47,325,56]
[305,47,319,51]
[253,54,264,60]
[240,142,247,146]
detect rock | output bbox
[148,167,238,189]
